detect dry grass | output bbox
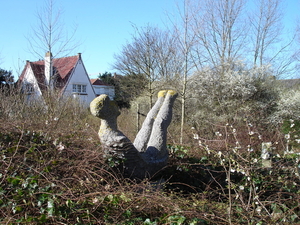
[0,90,300,224]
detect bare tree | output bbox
[249,0,295,76]
[26,0,79,88]
[294,23,300,76]
[0,53,3,66]
[113,25,179,108]
[168,0,245,143]
[250,0,282,67]
[249,0,295,77]
[168,0,197,144]
[192,0,247,74]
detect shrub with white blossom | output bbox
[186,63,278,127]
[270,89,300,124]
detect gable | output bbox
[61,57,96,104]
[18,62,43,96]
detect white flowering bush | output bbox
[266,88,300,153]
[189,120,300,224]
[270,89,300,124]
[186,63,278,128]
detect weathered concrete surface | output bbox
[90,90,178,179]
[133,90,167,153]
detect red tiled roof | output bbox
[90,78,110,86]
[31,55,79,80]
[19,55,79,91]
[30,62,47,91]
[52,55,79,79]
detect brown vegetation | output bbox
[0,88,299,224]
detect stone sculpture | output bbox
[90,90,178,179]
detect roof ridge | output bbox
[53,54,78,61]
[30,54,79,64]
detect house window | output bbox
[23,83,34,94]
[72,84,87,94]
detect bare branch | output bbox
[192,0,247,74]
[248,0,295,77]
[113,24,180,107]
[26,0,80,59]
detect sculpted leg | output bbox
[143,90,178,163]
[133,90,167,152]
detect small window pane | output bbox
[73,84,77,92]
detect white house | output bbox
[18,52,115,105]
[90,78,115,100]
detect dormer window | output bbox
[72,84,87,94]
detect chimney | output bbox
[45,51,53,87]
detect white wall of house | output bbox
[21,65,43,101]
[62,58,96,105]
[93,85,115,99]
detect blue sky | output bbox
[0,0,177,79]
[0,0,299,80]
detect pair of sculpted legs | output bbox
[90,90,178,178]
[134,90,177,161]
